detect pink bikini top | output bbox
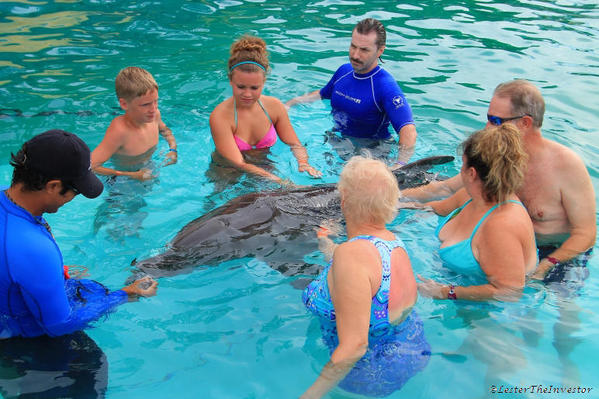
[233,99,278,151]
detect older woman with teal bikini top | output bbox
[417,124,538,301]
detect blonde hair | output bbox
[494,79,545,128]
[461,124,528,203]
[115,67,158,102]
[338,155,400,225]
[227,35,270,79]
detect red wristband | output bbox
[447,284,457,300]
[546,257,559,265]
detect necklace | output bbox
[3,189,52,235]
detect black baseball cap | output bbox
[24,130,103,198]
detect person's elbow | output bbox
[332,340,368,364]
[569,223,597,252]
[581,224,597,249]
[90,152,104,171]
[491,279,525,302]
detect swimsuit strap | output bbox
[347,235,404,293]
[257,99,273,124]
[233,98,272,130]
[435,198,472,237]
[233,98,238,130]
[469,199,524,239]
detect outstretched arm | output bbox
[285,89,321,109]
[269,97,322,178]
[401,174,463,202]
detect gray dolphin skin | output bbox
[130,156,454,282]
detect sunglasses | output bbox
[486,114,530,126]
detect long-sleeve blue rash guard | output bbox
[0,188,127,338]
[320,63,415,139]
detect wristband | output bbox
[447,284,457,300]
[546,256,559,266]
[169,148,177,153]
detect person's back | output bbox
[301,156,429,398]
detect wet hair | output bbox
[338,155,400,225]
[115,66,159,102]
[461,124,528,203]
[493,79,545,128]
[228,35,270,79]
[10,146,70,194]
[354,18,386,49]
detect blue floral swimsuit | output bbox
[302,235,430,397]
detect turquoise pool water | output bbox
[1,1,598,398]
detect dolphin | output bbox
[130,156,454,283]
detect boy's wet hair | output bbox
[115,67,158,102]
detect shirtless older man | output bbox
[403,80,596,281]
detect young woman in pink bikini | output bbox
[210,36,321,185]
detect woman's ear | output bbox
[464,166,477,183]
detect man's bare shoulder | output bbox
[543,138,588,174]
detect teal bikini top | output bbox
[435,199,525,282]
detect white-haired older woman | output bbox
[301,156,430,398]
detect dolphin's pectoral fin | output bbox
[290,278,313,290]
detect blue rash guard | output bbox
[0,189,128,339]
[320,63,414,139]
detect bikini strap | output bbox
[470,199,524,238]
[435,198,472,237]
[233,98,238,130]
[257,99,273,124]
[233,98,272,128]
[347,235,404,292]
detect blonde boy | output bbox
[91,67,177,180]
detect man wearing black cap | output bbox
[0,130,158,397]
[0,129,157,339]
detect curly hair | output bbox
[461,124,528,203]
[338,155,400,225]
[227,35,270,79]
[115,66,158,102]
[494,79,545,128]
